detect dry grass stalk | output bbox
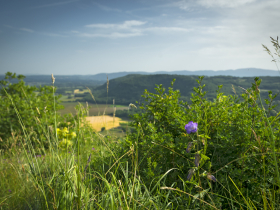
[129,103,137,109]
[51,73,55,84]
[107,75,109,94]
[232,84,236,95]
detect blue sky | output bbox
[1,0,280,75]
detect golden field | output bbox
[86,115,125,132]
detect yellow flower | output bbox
[63,127,69,133]
[59,139,73,149]
[70,132,76,138]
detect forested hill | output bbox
[82,74,280,106]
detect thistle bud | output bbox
[186,142,193,153]
[187,169,195,181]
[194,153,200,167]
[207,174,217,182]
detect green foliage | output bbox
[1,75,280,209]
[125,76,280,208]
[0,72,63,149]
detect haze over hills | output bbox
[1,68,279,83]
[91,68,280,81]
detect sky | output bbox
[0,0,280,75]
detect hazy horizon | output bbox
[1,68,279,77]
[1,0,280,75]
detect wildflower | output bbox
[207,174,217,182]
[71,132,76,138]
[59,139,73,149]
[194,153,200,167]
[185,121,198,134]
[8,189,11,193]
[36,155,41,158]
[92,148,95,151]
[186,142,193,153]
[63,127,69,134]
[187,169,195,181]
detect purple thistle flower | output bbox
[207,174,217,182]
[185,121,198,134]
[186,142,193,153]
[187,169,195,181]
[92,148,95,151]
[8,189,11,193]
[194,153,200,167]
[36,155,41,158]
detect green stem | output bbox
[258,92,280,187]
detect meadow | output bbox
[0,38,280,209]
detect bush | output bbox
[124,77,280,208]
[0,72,64,149]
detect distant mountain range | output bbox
[91,68,280,81]
[1,68,279,83]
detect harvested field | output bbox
[86,115,125,132]
[74,89,90,94]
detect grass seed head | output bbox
[129,103,137,109]
[51,73,55,84]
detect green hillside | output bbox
[81,74,280,107]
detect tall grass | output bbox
[0,82,175,209]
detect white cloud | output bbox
[30,0,79,9]
[79,32,143,38]
[171,0,256,10]
[5,25,34,33]
[85,20,146,29]
[39,32,67,37]
[92,2,122,12]
[81,20,191,38]
[144,27,191,33]
[197,0,256,8]
[20,28,34,33]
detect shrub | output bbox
[0,72,64,149]
[125,77,280,208]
